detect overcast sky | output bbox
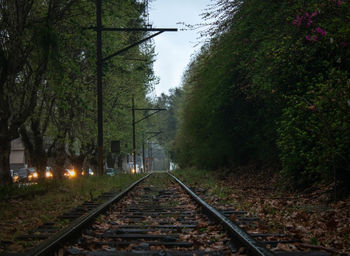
[148,0,212,97]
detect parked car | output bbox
[81,168,94,176]
[106,168,118,176]
[10,169,19,182]
[132,164,140,174]
[45,167,53,178]
[27,168,38,181]
[64,168,76,178]
[13,168,38,182]
[127,163,140,174]
[13,168,27,182]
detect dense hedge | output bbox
[174,0,350,192]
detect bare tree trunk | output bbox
[0,140,12,185]
[34,153,47,181]
[54,143,66,179]
[70,155,85,176]
[53,129,68,179]
[20,125,48,180]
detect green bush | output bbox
[173,0,350,192]
[278,71,350,190]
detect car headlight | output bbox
[69,170,76,177]
[45,171,53,178]
[33,172,38,178]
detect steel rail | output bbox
[26,174,151,256]
[168,172,275,256]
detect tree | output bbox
[173,0,350,192]
[0,0,156,183]
[151,88,183,161]
[0,0,78,185]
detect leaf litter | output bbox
[64,174,237,255]
[175,168,350,255]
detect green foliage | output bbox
[150,88,183,159]
[11,0,156,176]
[0,0,156,184]
[173,0,350,190]
[277,70,350,188]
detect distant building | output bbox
[10,138,27,170]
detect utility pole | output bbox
[150,143,153,171]
[132,96,136,173]
[149,142,152,172]
[131,107,165,173]
[142,140,145,173]
[92,2,176,175]
[143,131,161,172]
[96,0,103,175]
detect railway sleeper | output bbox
[11,173,334,256]
[66,248,229,256]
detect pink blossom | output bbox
[292,15,303,27]
[305,35,313,41]
[296,15,302,26]
[340,42,347,47]
[310,12,318,18]
[316,27,327,36]
[306,12,318,26]
[293,12,319,27]
[306,35,318,42]
[308,105,316,111]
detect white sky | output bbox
[148,0,213,97]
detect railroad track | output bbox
[2,172,332,256]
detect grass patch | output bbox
[173,169,233,203]
[0,173,144,252]
[0,182,53,201]
[146,173,171,188]
[173,169,211,190]
[173,169,216,189]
